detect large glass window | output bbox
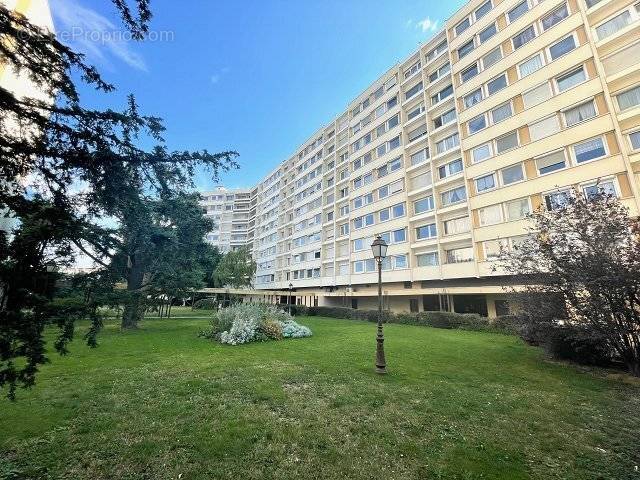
[523,82,552,108]
[556,67,586,92]
[461,63,479,83]
[416,223,437,240]
[468,114,487,133]
[475,0,493,20]
[472,143,492,163]
[584,181,616,200]
[549,35,576,60]
[617,86,640,111]
[512,26,536,50]
[455,17,471,36]
[414,196,435,214]
[496,131,518,153]
[596,10,632,40]
[529,115,560,141]
[536,150,566,174]
[519,54,543,78]
[482,47,502,68]
[630,131,640,150]
[458,40,476,59]
[508,1,529,23]
[564,100,596,126]
[506,198,530,220]
[446,247,474,263]
[436,133,460,154]
[464,89,483,108]
[444,216,470,235]
[478,23,497,43]
[438,158,463,178]
[487,74,507,95]
[491,103,513,123]
[417,252,439,266]
[501,164,524,185]
[574,137,606,163]
[441,186,466,206]
[476,174,496,192]
[544,190,572,210]
[542,4,568,31]
[479,204,503,225]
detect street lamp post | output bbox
[371,235,388,374]
[288,283,293,314]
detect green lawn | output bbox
[1,315,639,479]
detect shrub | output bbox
[541,326,615,367]
[204,303,312,346]
[286,305,309,317]
[281,319,313,338]
[193,297,219,310]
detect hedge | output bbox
[302,306,515,334]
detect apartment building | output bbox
[243,0,640,316]
[199,187,252,253]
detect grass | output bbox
[1,313,639,479]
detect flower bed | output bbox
[200,303,312,345]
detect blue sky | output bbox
[51,0,465,190]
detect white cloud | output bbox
[50,0,147,71]
[416,16,439,33]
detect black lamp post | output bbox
[288,282,293,314]
[371,235,388,374]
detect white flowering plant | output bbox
[202,303,312,345]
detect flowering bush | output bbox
[206,303,312,345]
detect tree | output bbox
[500,188,640,376]
[213,247,257,288]
[0,3,238,397]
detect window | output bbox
[487,74,507,95]
[484,239,509,260]
[410,171,432,190]
[464,88,483,108]
[436,133,459,154]
[427,41,447,62]
[501,164,524,185]
[404,60,421,80]
[476,173,496,192]
[410,149,429,166]
[479,23,497,43]
[584,180,616,200]
[556,67,586,92]
[479,204,503,225]
[416,223,437,240]
[405,82,423,100]
[522,82,552,108]
[544,190,572,210]
[574,137,606,163]
[434,109,456,129]
[475,1,492,19]
[508,1,529,23]
[542,4,568,31]
[461,63,479,83]
[444,216,470,235]
[431,85,453,105]
[529,115,560,141]
[455,17,471,36]
[512,26,536,50]
[438,158,463,178]
[472,143,492,163]
[482,47,502,68]
[564,100,596,126]
[630,131,640,150]
[536,150,566,174]
[393,228,407,243]
[441,186,466,206]
[491,102,513,123]
[417,252,439,267]
[596,10,632,40]
[458,40,475,59]
[549,35,576,60]
[379,208,390,222]
[496,131,518,153]
[617,86,640,111]
[518,54,543,78]
[408,124,428,142]
[446,247,474,263]
[407,102,425,121]
[392,203,405,218]
[468,114,487,133]
[506,198,530,220]
[414,196,435,214]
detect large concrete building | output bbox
[221,0,640,316]
[199,187,252,253]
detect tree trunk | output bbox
[168,298,173,318]
[122,258,145,329]
[628,360,640,377]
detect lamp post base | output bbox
[375,365,387,374]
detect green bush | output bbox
[286,304,309,317]
[193,298,219,310]
[541,326,615,367]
